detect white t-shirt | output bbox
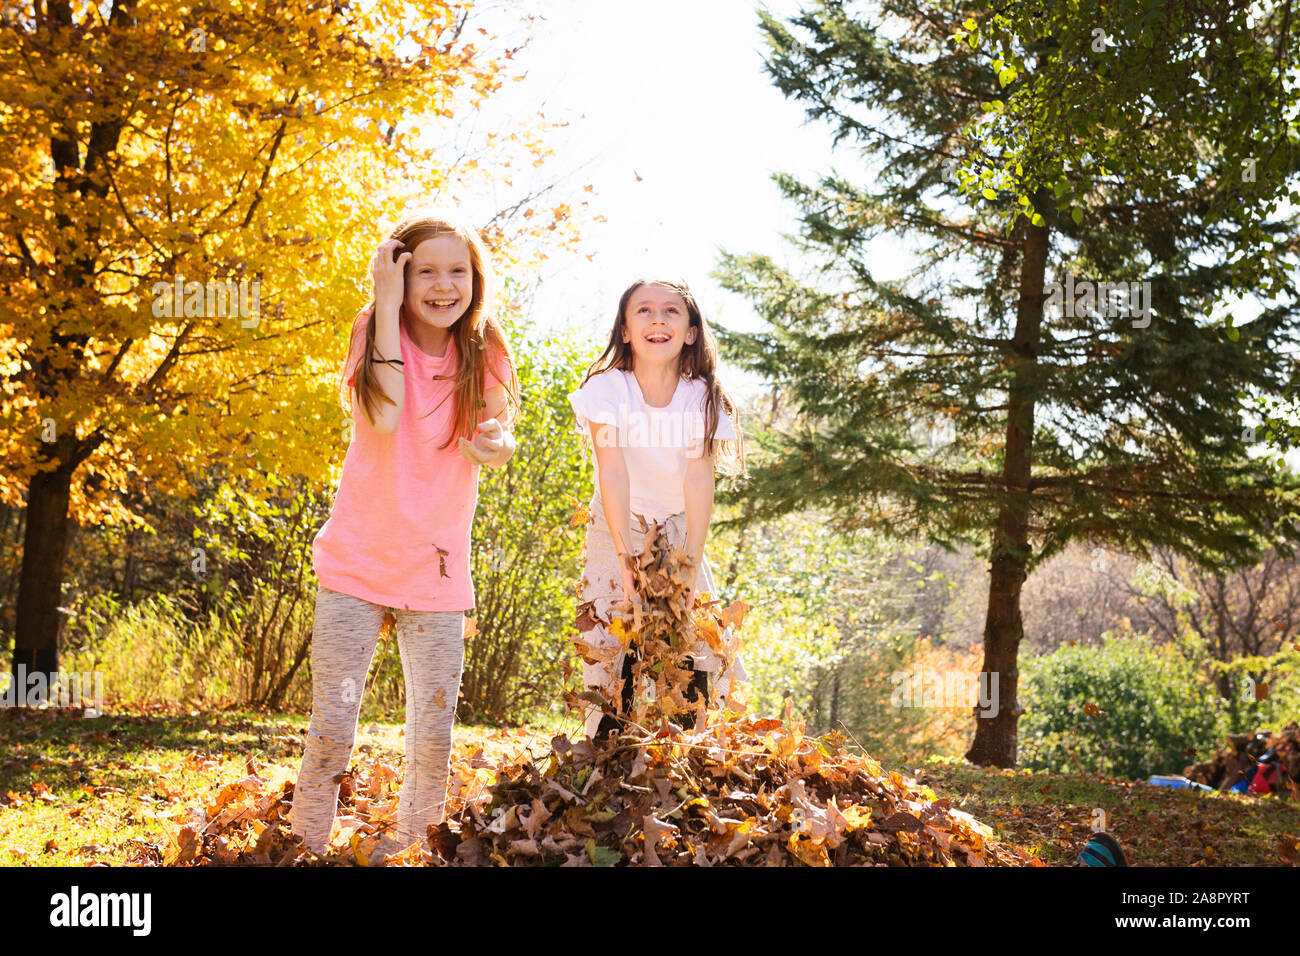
[568,369,738,521]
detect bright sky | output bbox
[451,0,910,402]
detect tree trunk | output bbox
[8,0,130,703]
[122,525,139,603]
[966,214,1050,767]
[967,552,1028,766]
[0,502,26,639]
[10,455,76,703]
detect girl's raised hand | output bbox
[458,417,505,465]
[373,238,410,313]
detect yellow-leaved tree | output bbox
[0,0,577,697]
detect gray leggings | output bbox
[289,586,466,852]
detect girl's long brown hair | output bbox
[339,208,520,449]
[581,277,745,475]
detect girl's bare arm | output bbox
[683,441,716,599]
[590,420,638,603]
[591,420,633,557]
[367,303,405,434]
[366,238,409,434]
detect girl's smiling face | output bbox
[621,282,697,363]
[403,234,474,329]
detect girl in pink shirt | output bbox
[290,208,520,861]
[568,277,747,741]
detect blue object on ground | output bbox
[1147,774,1215,793]
[1229,779,1249,794]
[1078,832,1127,866]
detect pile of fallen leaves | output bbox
[441,714,1041,866]
[1184,723,1300,796]
[152,516,1039,866]
[147,715,1039,867]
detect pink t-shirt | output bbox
[311,316,510,611]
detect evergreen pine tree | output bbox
[715,0,1300,766]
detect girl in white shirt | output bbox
[568,277,746,740]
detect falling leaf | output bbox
[719,600,749,631]
[569,498,590,526]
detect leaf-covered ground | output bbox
[0,704,534,866]
[2,704,1295,866]
[913,757,1300,866]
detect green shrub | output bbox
[1200,647,1300,737]
[461,320,597,723]
[1019,631,1225,778]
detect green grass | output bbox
[0,702,580,867]
[0,705,311,866]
